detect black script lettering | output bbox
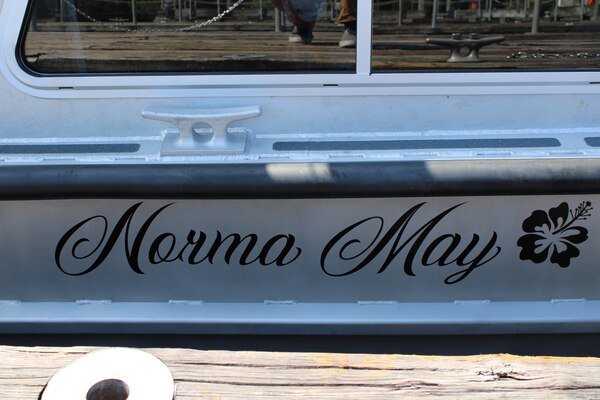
[207,232,260,265]
[55,202,302,275]
[421,232,501,284]
[189,232,300,266]
[55,202,172,276]
[422,234,463,267]
[149,233,180,264]
[320,202,501,284]
[321,203,457,277]
[320,216,386,276]
[260,235,302,266]
[187,230,208,264]
[381,203,463,276]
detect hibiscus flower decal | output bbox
[517,201,592,268]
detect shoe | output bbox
[289,24,313,44]
[339,28,356,48]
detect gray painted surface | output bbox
[0,196,596,303]
[1,0,600,335]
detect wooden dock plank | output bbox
[2,346,600,399]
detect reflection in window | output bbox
[372,0,600,70]
[21,0,356,74]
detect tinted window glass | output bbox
[21,0,356,74]
[372,0,600,71]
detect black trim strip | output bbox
[1,158,600,199]
[273,138,561,151]
[0,143,140,154]
[585,137,600,147]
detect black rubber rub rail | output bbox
[1,158,600,200]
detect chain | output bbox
[508,51,600,59]
[60,0,246,33]
[180,0,245,31]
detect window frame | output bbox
[2,0,600,99]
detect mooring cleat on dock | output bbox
[426,33,505,62]
[41,348,174,400]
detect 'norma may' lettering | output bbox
[55,202,501,284]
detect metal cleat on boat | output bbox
[426,33,505,63]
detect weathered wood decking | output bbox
[3,345,600,399]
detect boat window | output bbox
[20,0,356,74]
[16,0,600,80]
[372,0,600,71]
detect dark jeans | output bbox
[272,0,357,26]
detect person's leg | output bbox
[273,0,320,44]
[337,0,357,48]
[337,0,356,26]
[291,0,321,24]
